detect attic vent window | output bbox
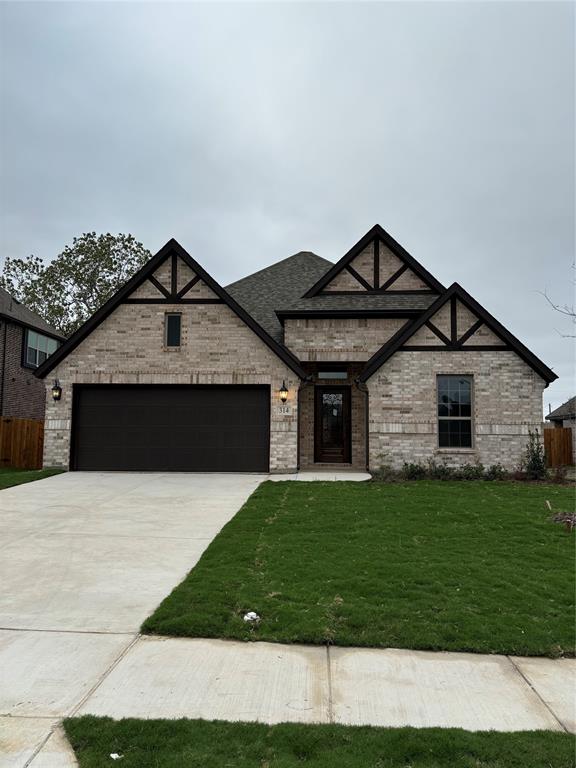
[318,371,347,380]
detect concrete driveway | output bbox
[0,471,264,767]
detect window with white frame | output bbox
[24,330,59,368]
[437,375,473,448]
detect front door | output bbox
[314,387,351,463]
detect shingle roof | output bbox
[0,287,63,338]
[278,293,438,314]
[546,397,576,422]
[226,252,333,342]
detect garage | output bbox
[71,385,270,472]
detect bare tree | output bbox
[541,264,575,338]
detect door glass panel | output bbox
[322,392,343,447]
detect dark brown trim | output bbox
[379,264,408,292]
[400,345,509,351]
[359,282,557,384]
[276,309,422,321]
[123,298,223,305]
[176,274,201,298]
[345,264,373,291]
[317,290,437,295]
[450,296,457,343]
[456,319,484,346]
[35,239,307,380]
[148,275,171,299]
[425,320,452,346]
[171,252,178,297]
[373,238,380,290]
[303,225,446,297]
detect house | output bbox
[546,397,575,429]
[546,397,575,461]
[34,225,557,473]
[0,287,64,420]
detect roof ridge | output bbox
[226,250,331,289]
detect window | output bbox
[165,313,181,347]
[24,330,59,368]
[437,375,473,448]
[318,371,347,380]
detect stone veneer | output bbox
[284,317,408,362]
[366,350,546,471]
[43,266,300,471]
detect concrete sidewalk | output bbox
[2,634,574,767]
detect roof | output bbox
[277,293,437,317]
[0,287,63,339]
[359,283,558,385]
[226,251,333,342]
[546,397,576,422]
[35,239,307,380]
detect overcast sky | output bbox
[0,1,573,409]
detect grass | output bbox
[143,481,575,657]
[0,466,64,490]
[63,717,576,767]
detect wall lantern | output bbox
[279,381,289,404]
[51,379,62,402]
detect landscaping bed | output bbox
[63,717,575,767]
[143,481,575,657]
[0,466,64,490]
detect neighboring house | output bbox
[35,225,557,472]
[545,397,575,429]
[0,287,64,420]
[545,396,576,459]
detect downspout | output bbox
[354,378,370,472]
[0,321,7,415]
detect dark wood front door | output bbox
[314,387,351,463]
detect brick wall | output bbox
[366,349,546,471]
[0,320,46,420]
[285,317,408,361]
[43,290,300,471]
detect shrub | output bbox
[456,462,486,481]
[426,459,454,480]
[400,461,427,480]
[523,429,548,481]
[484,463,508,481]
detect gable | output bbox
[35,240,306,379]
[359,283,557,384]
[305,225,445,296]
[126,255,219,302]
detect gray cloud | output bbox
[1,1,573,408]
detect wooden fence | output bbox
[544,427,573,467]
[0,417,44,470]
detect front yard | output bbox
[143,481,575,657]
[0,466,64,490]
[64,717,575,768]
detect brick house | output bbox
[35,225,557,472]
[0,287,64,420]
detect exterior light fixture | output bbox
[279,381,289,404]
[51,379,62,402]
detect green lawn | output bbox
[143,481,575,657]
[0,466,64,490]
[63,717,575,768]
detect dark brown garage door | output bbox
[71,385,270,472]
